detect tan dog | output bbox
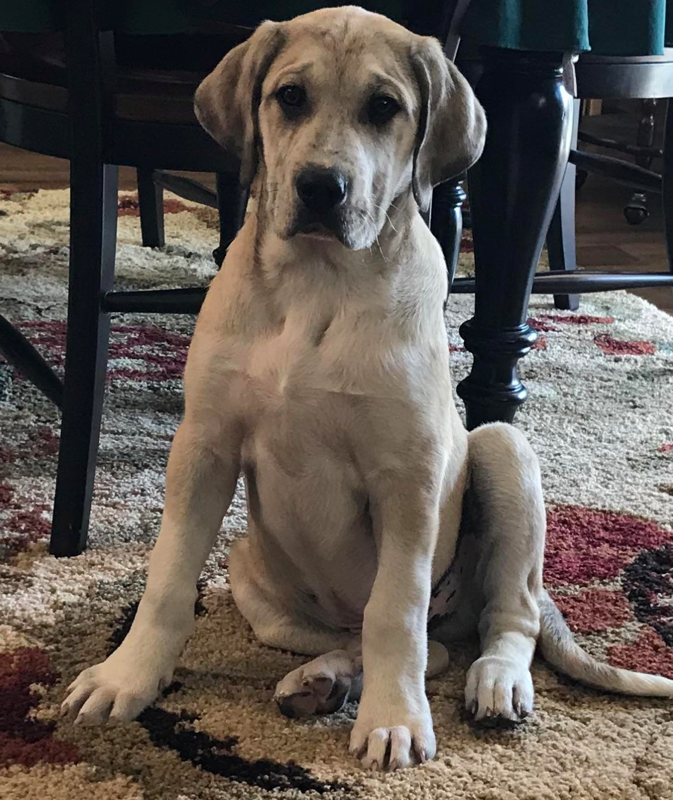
[62,6,673,772]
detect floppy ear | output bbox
[194,21,286,187]
[410,37,486,211]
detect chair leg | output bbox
[0,315,63,408]
[137,168,165,248]
[213,171,246,268]
[457,49,573,429]
[50,163,118,557]
[546,97,580,311]
[430,177,466,293]
[663,100,673,273]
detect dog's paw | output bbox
[464,655,534,725]
[61,649,175,726]
[349,704,435,771]
[275,650,361,718]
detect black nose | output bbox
[295,167,347,214]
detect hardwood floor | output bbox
[0,118,671,315]
[575,182,673,315]
[0,146,214,193]
[573,102,672,314]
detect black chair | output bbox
[545,51,673,311]
[0,3,248,557]
[0,0,470,556]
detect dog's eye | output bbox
[368,95,400,125]
[277,84,307,111]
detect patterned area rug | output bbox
[1,189,673,800]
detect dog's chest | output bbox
[239,326,360,486]
[247,333,326,396]
[239,312,377,405]
[231,319,384,625]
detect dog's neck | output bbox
[229,178,447,345]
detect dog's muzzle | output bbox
[291,165,349,243]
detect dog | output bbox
[62,6,673,772]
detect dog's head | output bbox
[195,6,486,250]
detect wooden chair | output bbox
[0,2,248,556]
[545,51,673,310]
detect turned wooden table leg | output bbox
[457,48,574,428]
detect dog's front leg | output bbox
[349,481,439,771]
[62,419,240,724]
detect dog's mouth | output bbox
[287,207,350,246]
[295,221,338,241]
[285,209,370,251]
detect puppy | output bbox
[62,6,673,772]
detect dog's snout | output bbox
[295,167,347,215]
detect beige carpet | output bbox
[1,189,673,799]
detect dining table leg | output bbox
[457,48,574,428]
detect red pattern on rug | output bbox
[552,588,632,634]
[541,313,615,325]
[0,648,79,768]
[544,505,672,586]
[108,325,191,382]
[118,193,190,216]
[594,333,656,356]
[608,629,673,680]
[13,321,192,383]
[529,318,556,333]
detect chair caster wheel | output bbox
[624,192,648,225]
[623,205,649,226]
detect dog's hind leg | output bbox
[275,645,363,717]
[464,422,545,725]
[229,538,359,717]
[228,538,354,655]
[274,639,450,718]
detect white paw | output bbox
[465,655,534,725]
[349,702,435,771]
[275,650,361,718]
[61,647,175,725]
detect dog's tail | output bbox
[538,590,673,697]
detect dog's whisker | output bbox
[373,204,398,234]
[362,207,389,262]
